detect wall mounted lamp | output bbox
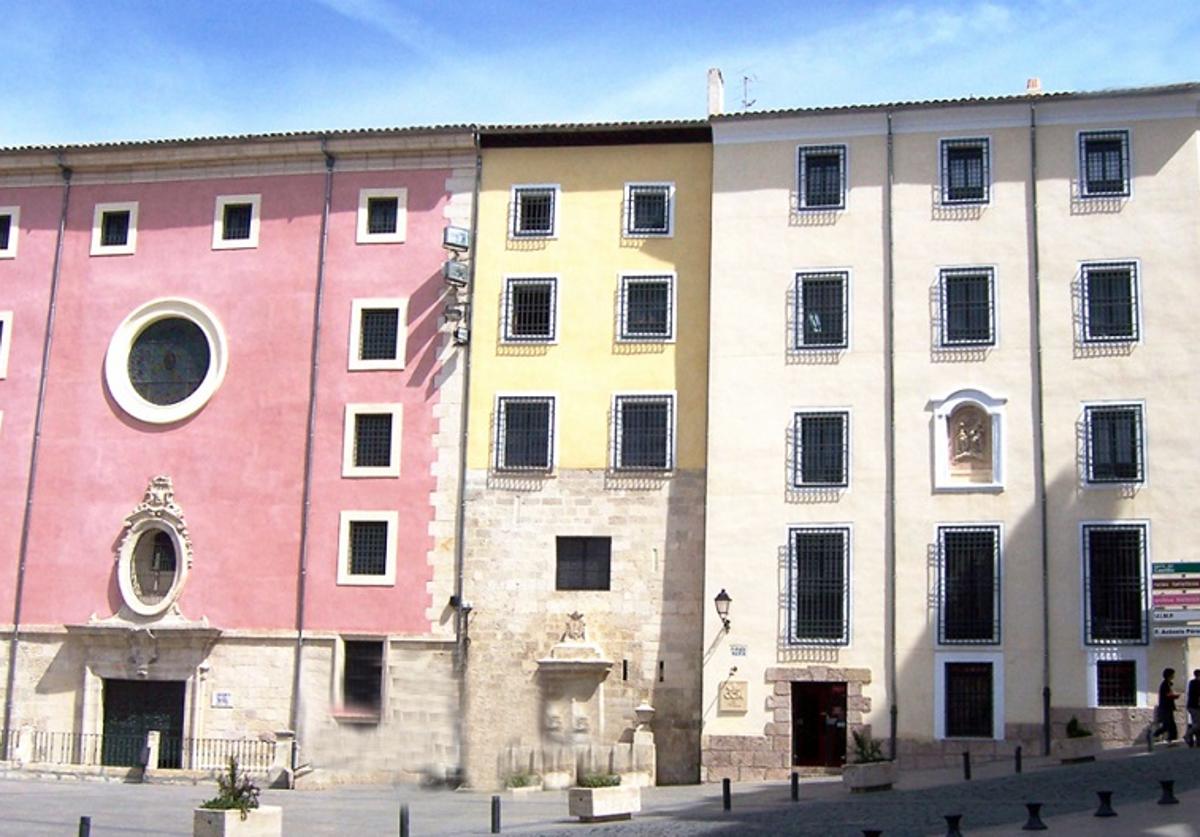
[714,588,732,632]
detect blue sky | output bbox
[3,0,1198,147]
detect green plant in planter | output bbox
[505,770,540,789]
[851,730,887,763]
[577,772,621,788]
[1066,716,1093,738]
[200,757,261,821]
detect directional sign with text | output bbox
[1153,609,1200,622]
[1153,563,1200,575]
[1154,625,1200,638]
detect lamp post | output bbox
[714,589,732,632]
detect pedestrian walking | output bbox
[1185,669,1200,748]
[1154,667,1181,744]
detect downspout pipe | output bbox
[3,160,72,755]
[1027,106,1053,756]
[288,141,336,754]
[883,113,898,761]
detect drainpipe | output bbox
[288,140,335,756]
[1027,106,1052,755]
[883,113,898,760]
[3,159,72,756]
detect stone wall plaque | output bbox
[718,679,748,713]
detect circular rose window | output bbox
[105,299,228,424]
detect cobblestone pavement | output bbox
[1,745,1198,835]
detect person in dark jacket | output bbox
[1185,669,1200,748]
[1155,667,1181,744]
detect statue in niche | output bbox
[948,405,992,480]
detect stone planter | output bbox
[1051,736,1101,763]
[567,785,642,822]
[842,761,897,793]
[193,806,282,837]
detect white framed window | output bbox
[937,525,1001,645]
[1087,648,1147,708]
[356,188,407,244]
[1079,130,1131,198]
[337,511,398,586]
[795,271,849,350]
[0,310,11,379]
[1082,521,1149,646]
[613,393,675,471]
[1084,402,1145,485]
[90,201,139,255]
[104,297,229,425]
[939,267,995,347]
[502,277,557,343]
[510,184,558,238]
[929,389,1006,492]
[348,298,407,371]
[939,138,990,205]
[623,182,674,237]
[797,145,847,210]
[787,525,851,646]
[792,410,849,488]
[212,194,261,249]
[1081,261,1140,343]
[342,403,403,478]
[618,273,675,342]
[0,206,18,258]
[934,651,1004,740]
[495,394,555,471]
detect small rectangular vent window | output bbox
[367,197,399,235]
[101,211,131,247]
[222,203,253,241]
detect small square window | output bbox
[1083,523,1147,644]
[348,299,407,371]
[337,511,397,585]
[797,145,846,210]
[0,310,12,380]
[940,138,990,204]
[1081,262,1139,343]
[496,396,554,470]
[212,194,261,249]
[356,188,407,243]
[793,411,848,487]
[789,527,850,645]
[1085,404,1144,484]
[0,207,15,257]
[342,639,384,716]
[939,268,995,347]
[1079,131,1130,197]
[343,404,402,477]
[795,272,848,349]
[503,278,557,342]
[624,183,673,236]
[1097,660,1138,706]
[511,186,557,238]
[938,526,1000,645]
[556,536,612,591]
[614,394,674,471]
[90,202,139,255]
[619,274,674,341]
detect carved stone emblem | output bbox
[718,680,749,713]
[115,476,194,618]
[564,611,587,642]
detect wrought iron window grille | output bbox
[797,145,847,210]
[940,138,990,204]
[945,662,994,738]
[937,527,1001,644]
[503,278,556,342]
[353,413,393,468]
[1083,524,1148,645]
[512,187,556,237]
[619,275,673,341]
[496,396,554,470]
[788,527,850,645]
[101,211,131,247]
[1079,131,1131,197]
[358,308,400,361]
[348,520,389,576]
[614,395,674,471]
[793,411,849,487]
[1096,660,1138,706]
[1085,404,1144,484]
[1081,262,1138,343]
[366,197,399,235]
[794,272,848,349]
[939,268,995,347]
[222,203,253,241]
[625,184,671,235]
[0,215,10,250]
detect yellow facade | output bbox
[468,142,711,470]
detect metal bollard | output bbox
[1015,745,1022,774]
[399,803,410,837]
[1158,779,1179,805]
[78,817,92,837]
[944,813,964,836]
[1022,802,1047,831]
[722,777,732,811]
[791,771,799,802]
[1094,790,1117,817]
[962,751,971,781]
[491,794,501,833]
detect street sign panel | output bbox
[1151,593,1200,606]
[1153,609,1200,622]
[1154,625,1200,638]
[1153,563,1200,575]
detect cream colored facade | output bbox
[703,85,1200,777]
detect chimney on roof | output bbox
[707,68,725,116]
[1025,77,1043,95]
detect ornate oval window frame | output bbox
[116,476,194,618]
[105,297,229,424]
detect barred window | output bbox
[619,275,673,340]
[367,197,399,235]
[1097,660,1138,706]
[222,203,253,241]
[945,662,993,738]
[354,413,394,468]
[625,183,672,235]
[938,527,1000,644]
[343,640,384,714]
[0,213,10,251]
[348,521,389,576]
[359,308,400,361]
[1086,404,1143,484]
[1084,524,1147,644]
[614,395,674,470]
[790,527,849,644]
[556,536,611,590]
[941,138,989,204]
[503,278,556,342]
[513,187,556,237]
[793,411,848,487]
[101,210,131,247]
[795,272,848,349]
[1080,131,1130,197]
[940,268,995,346]
[798,145,846,210]
[496,396,553,470]
[1082,262,1138,342]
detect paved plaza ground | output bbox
[2,744,1199,835]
